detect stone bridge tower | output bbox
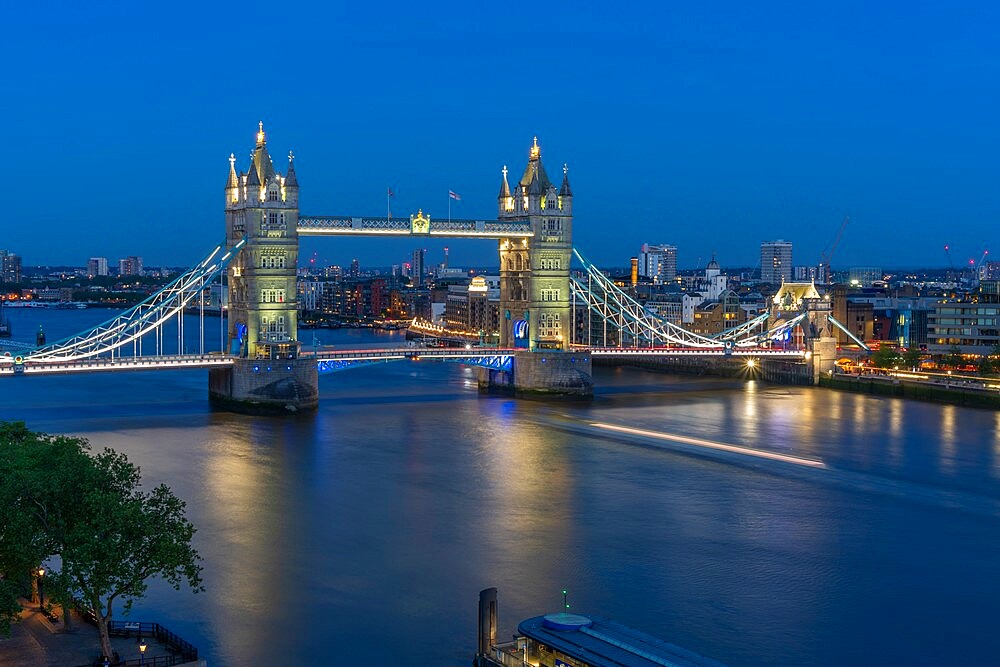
[210,123,317,413]
[497,138,574,350]
[488,138,592,397]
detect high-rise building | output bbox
[0,250,22,284]
[87,257,109,277]
[412,248,426,285]
[760,240,793,284]
[118,256,144,277]
[639,244,677,283]
[349,258,360,278]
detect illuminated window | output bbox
[540,313,560,338]
[541,289,561,302]
[261,289,287,303]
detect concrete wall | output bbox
[480,351,593,398]
[209,358,318,414]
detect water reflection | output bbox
[2,314,1000,665]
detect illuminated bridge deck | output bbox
[0,346,804,376]
[0,354,235,375]
[587,347,807,359]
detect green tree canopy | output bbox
[901,348,924,370]
[0,422,202,659]
[871,347,902,369]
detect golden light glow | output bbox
[256,120,266,145]
[746,358,756,368]
[530,136,540,160]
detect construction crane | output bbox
[943,245,956,271]
[818,216,849,284]
[975,249,989,281]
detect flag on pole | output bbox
[388,187,395,198]
[448,190,461,201]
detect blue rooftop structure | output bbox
[514,612,727,667]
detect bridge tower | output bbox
[488,138,592,397]
[209,123,318,413]
[767,282,838,384]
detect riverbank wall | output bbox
[819,373,1000,409]
[593,356,814,386]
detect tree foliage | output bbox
[871,347,902,369]
[901,348,924,370]
[0,422,202,658]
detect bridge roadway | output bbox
[0,346,805,376]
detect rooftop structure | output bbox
[475,588,725,667]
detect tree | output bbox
[58,447,203,659]
[977,355,995,375]
[0,423,93,635]
[901,348,923,371]
[871,347,902,369]
[0,423,202,658]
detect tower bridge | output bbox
[0,124,844,413]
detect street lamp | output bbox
[139,638,147,666]
[36,568,45,610]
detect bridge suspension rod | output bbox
[26,238,246,362]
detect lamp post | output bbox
[139,638,147,666]
[36,568,45,611]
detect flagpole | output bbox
[448,191,451,224]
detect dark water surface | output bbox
[3,309,1000,665]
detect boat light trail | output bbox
[589,422,826,469]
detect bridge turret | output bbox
[225,153,239,209]
[497,165,513,217]
[527,171,542,214]
[285,151,299,206]
[559,164,573,215]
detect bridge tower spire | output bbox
[211,123,317,413]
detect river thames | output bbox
[3,308,1000,665]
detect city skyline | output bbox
[5,3,999,269]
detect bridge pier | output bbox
[209,358,318,414]
[479,350,593,398]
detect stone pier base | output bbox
[209,357,318,414]
[480,350,593,399]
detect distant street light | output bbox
[36,568,45,610]
[139,638,147,666]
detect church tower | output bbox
[497,138,573,350]
[224,122,301,360]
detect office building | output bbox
[760,240,792,284]
[0,250,22,284]
[118,256,144,277]
[638,244,677,283]
[87,257,109,277]
[412,248,426,286]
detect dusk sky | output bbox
[5,2,999,271]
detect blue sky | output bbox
[5,1,999,270]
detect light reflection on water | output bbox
[2,311,1000,665]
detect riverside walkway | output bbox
[0,600,200,667]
